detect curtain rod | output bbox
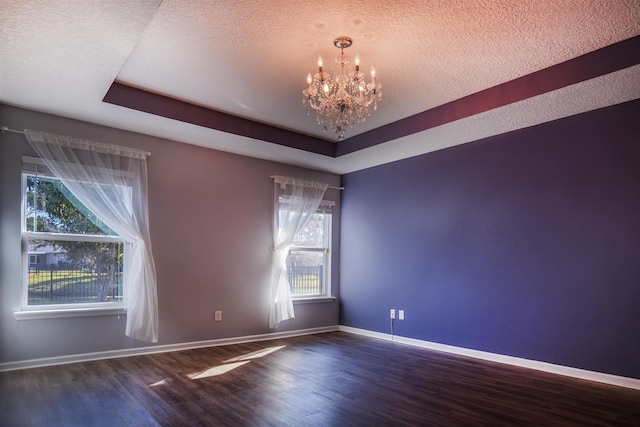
[2,126,151,157]
[1,126,26,135]
[325,184,345,191]
[270,175,344,191]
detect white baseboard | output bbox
[5,324,638,391]
[0,325,339,372]
[339,325,640,391]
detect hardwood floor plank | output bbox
[1,331,638,426]
[0,370,30,426]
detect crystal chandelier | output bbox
[302,36,382,141]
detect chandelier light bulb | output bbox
[302,36,382,141]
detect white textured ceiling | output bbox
[1,0,639,173]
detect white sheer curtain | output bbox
[25,130,159,342]
[270,176,328,329]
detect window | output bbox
[29,254,44,265]
[20,131,156,341]
[22,173,124,308]
[270,174,332,328]
[284,205,332,298]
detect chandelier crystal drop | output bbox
[302,36,382,141]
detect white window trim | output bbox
[293,296,337,304]
[14,306,126,320]
[23,231,124,243]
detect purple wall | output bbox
[340,100,640,379]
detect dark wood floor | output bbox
[1,332,639,426]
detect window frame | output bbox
[286,208,333,300]
[19,170,126,313]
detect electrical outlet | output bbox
[399,310,405,320]
[214,310,222,322]
[390,309,396,319]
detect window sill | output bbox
[292,296,337,304]
[14,306,125,320]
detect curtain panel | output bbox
[25,130,159,342]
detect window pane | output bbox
[291,213,325,247]
[24,175,116,235]
[27,237,123,305]
[287,250,324,296]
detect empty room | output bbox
[1,1,639,425]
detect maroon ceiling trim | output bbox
[103,35,639,159]
[103,83,337,157]
[337,35,640,156]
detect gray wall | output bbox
[0,104,340,364]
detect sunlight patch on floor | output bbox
[185,345,287,381]
[224,345,286,363]
[188,361,250,379]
